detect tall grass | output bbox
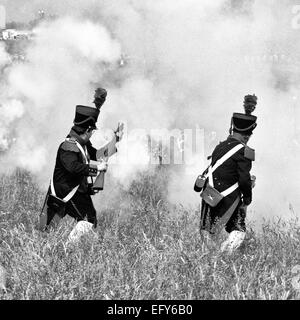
[0,168,300,300]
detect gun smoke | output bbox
[0,0,300,224]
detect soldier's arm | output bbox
[59,142,98,177]
[236,147,253,205]
[86,141,97,161]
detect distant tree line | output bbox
[5,11,58,31]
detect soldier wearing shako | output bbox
[194,94,258,253]
[39,88,123,240]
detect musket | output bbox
[92,122,124,191]
[92,155,108,192]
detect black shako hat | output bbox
[230,94,258,136]
[73,105,100,130]
[231,113,257,135]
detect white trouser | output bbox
[67,221,95,244]
[220,230,245,253]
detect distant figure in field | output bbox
[39,88,123,242]
[194,94,258,253]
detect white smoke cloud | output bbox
[0,99,24,151]
[108,135,150,189]
[100,78,173,130]
[1,0,300,223]
[0,16,121,185]
[0,42,10,66]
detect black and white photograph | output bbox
[0,0,300,310]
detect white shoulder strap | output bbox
[74,140,94,185]
[65,138,88,164]
[211,144,243,173]
[75,141,88,164]
[207,144,244,197]
[73,140,94,186]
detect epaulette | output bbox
[244,146,255,161]
[60,138,80,152]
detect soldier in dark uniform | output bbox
[39,88,113,233]
[194,94,258,253]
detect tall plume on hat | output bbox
[243,94,257,115]
[93,87,107,110]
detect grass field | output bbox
[0,168,300,300]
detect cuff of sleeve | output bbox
[88,164,98,177]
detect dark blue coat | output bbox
[196,136,254,233]
[53,130,98,198]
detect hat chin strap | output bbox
[74,116,95,126]
[232,122,257,133]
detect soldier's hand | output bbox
[97,162,108,172]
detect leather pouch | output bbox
[200,184,224,207]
